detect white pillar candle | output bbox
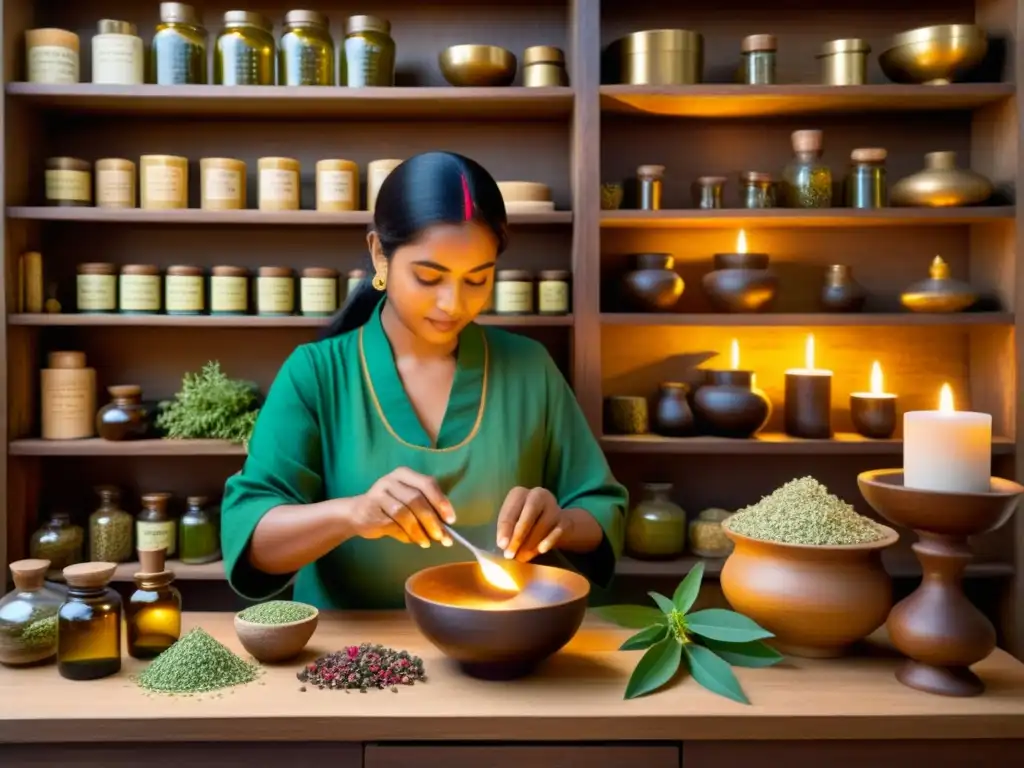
[903,384,991,493]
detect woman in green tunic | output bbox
[221,151,627,609]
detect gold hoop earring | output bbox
[372,273,387,291]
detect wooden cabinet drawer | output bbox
[366,745,679,768]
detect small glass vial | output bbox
[30,512,84,581]
[45,157,91,207]
[166,265,205,315]
[119,264,161,314]
[845,147,888,209]
[740,171,777,209]
[92,19,144,85]
[152,2,207,85]
[346,268,367,300]
[0,559,62,666]
[257,266,295,315]
[58,562,122,680]
[783,130,833,208]
[495,270,535,315]
[88,485,133,563]
[95,158,136,208]
[127,547,182,659]
[316,159,359,212]
[211,265,249,315]
[300,267,339,316]
[741,34,776,85]
[137,492,176,558]
[637,164,664,211]
[258,157,301,211]
[77,262,117,313]
[179,496,221,565]
[537,270,571,315]
[693,176,726,209]
[200,157,246,210]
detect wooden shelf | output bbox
[6,207,573,226]
[601,313,1014,327]
[8,313,574,328]
[9,439,246,457]
[112,559,226,582]
[601,433,1017,456]
[600,208,1015,228]
[5,83,575,120]
[600,84,1016,118]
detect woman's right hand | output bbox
[345,467,455,548]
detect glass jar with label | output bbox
[367,158,403,211]
[166,265,205,314]
[119,264,161,314]
[537,270,571,315]
[258,157,301,211]
[200,157,246,210]
[77,263,117,313]
[215,11,275,85]
[346,268,367,301]
[495,270,535,315]
[179,496,221,564]
[140,155,188,210]
[58,562,122,680]
[343,15,396,87]
[25,27,80,84]
[279,10,334,86]
[97,385,153,441]
[30,512,84,581]
[92,19,144,85]
[95,158,136,208]
[88,486,133,563]
[300,267,339,316]
[152,2,207,85]
[127,547,182,659]
[316,159,359,212]
[211,265,249,315]
[0,559,62,666]
[45,157,91,207]
[137,492,176,557]
[257,266,295,316]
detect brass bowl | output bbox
[234,605,319,663]
[879,24,988,85]
[405,561,589,679]
[439,45,517,87]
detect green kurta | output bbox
[221,301,627,609]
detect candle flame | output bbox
[478,558,519,592]
[939,383,955,413]
[804,334,815,370]
[870,361,883,395]
[730,338,740,370]
[736,229,747,254]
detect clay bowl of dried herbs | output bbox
[405,561,589,680]
[719,477,900,659]
[234,600,319,663]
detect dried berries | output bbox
[297,643,426,693]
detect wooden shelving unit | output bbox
[1,0,1021,655]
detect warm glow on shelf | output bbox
[730,338,740,370]
[736,229,747,254]
[939,383,955,413]
[805,333,816,370]
[870,361,884,395]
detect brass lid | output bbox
[259,266,293,277]
[121,264,160,275]
[791,129,823,153]
[9,559,50,591]
[891,24,984,49]
[742,34,776,53]
[285,9,329,27]
[819,38,870,56]
[523,45,564,66]
[538,269,571,280]
[160,2,200,26]
[47,351,86,369]
[223,11,272,32]
[46,157,90,172]
[851,147,887,163]
[212,265,248,277]
[64,562,116,588]
[619,29,702,55]
[108,384,142,399]
[97,19,137,36]
[637,164,665,179]
[346,15,390,36]
[167,264,203,276]
[78,262,117,275]
[302,267,338,278]
[496,269,533,281]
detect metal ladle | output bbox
[443,523,520,592]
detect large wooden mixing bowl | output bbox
[405,561,589,679]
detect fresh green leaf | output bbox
[672,561,705,614]
[595,605,666,629]
[620,624,668,651]
[701,638,784,668]
[624,636,683,700]
[684,643,750,705]
[648,591,676,615]
[685,608,774,643]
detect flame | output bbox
[870,361,883,395]
[478,558,519,592]
[730,338,740,370]
[736,229,747,254]
[804,334,815,370]
[939,383,955,413]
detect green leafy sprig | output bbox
[597,562,782,703]
[156,361,260,447]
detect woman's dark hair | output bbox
[320,151,509,339]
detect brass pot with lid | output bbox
[614,28,703,85]
[900,256,978,313]
[523,45,568,87]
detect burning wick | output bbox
[478,558,519,592]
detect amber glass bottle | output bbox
[127,548,182,659]
[58,562,122,680]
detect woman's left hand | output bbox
[495,487,570,562]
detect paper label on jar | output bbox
[205,168,243,201]
[77,274,116,311]
[166,275,204,312]
[368,165,397,210]
[145,165,185,204]
[45,170,91,203]
[301,277,338,314]
[538,281,569,313]
[260,169,299,205]
[92,35,144,85]
[120,274,161,312]
[318,170,355,205]
[41,375,94,439]
[496,281,533,314]
[258,276,294,313]
[96,169,134,207]
[28,45,79,83]
[211,275,248,312]
[137,520,176,557]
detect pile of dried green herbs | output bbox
[724,476,886,546]
[238,600,316,625]
[135,627,261,696]
[156,361,260,447]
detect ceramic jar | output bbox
[622,253,684,311]
[625,483,687,560]
[820,264,866,312]
[891,151,993,207]
[692,370,771,438]
[653,382,694,437]
[701,252,778,313]
[605,395,649,435]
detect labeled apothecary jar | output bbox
[58,562,122,680]
[215,11,275,86]
[316,159,359,212]
[344,15,396,87]
[537,270,571,315]
[523,45,568,86]
[740,171,776,209]
[845,148,888,209]
[0,559,62,666]
[127,548,182,659]
[40,351,96,441]
[783,130,832,208]
[97,385,152,442]
[257,266,295,315]
[95,158,136,208]
[368,158,403,211]
[45,157,91,207]
[88,486,133,563]
[152,2,207,85]
[141,155,188,210]
[179,496,221,564]
[137,492,176,557]
[30,512,84,581]
[166,264,205,314]
[741,34,776,84]
[200,157,246,210]
[259,157,301,211]
[26,27,80,84]
[280,10,335,86]
[495,270,535,315]
[625,483,687,560]
[300,267,339,316]
[637,164,664,210]
[211,265,249,315]
[92,19,144,85]
[77,263,117,313]
[119,264,161,314]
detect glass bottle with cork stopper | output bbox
[57,561,122,680]
[740,34,776,84]
[845,147,888,209]
[137,492,177,558]
[783,129,832,208]
[637,164,664,210]
[127,547,182,659]
[179,495,221,564]
[0,559,62,666]
[97,384,152,441]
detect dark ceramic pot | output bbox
[821,264,867,312]
[692,370,771,438]
[623,253,684,311]
[653,382,694,437]
[702,268,778,313]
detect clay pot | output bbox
[702,267,778,313]
[820,264,866,312]
[234,605,319,663]
[692,370,771,438]
[623,253,684,311]
[653,382,694,437]
[891,151,993,207]
[720,525,899,658]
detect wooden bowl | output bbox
[405,561,589,679]
[439,45,517,87]
[234,606,319,663]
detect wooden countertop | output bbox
[1,612,1023,744]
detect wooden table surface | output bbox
[1,611,1023,744]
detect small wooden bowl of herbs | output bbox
[234,600,319,663]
